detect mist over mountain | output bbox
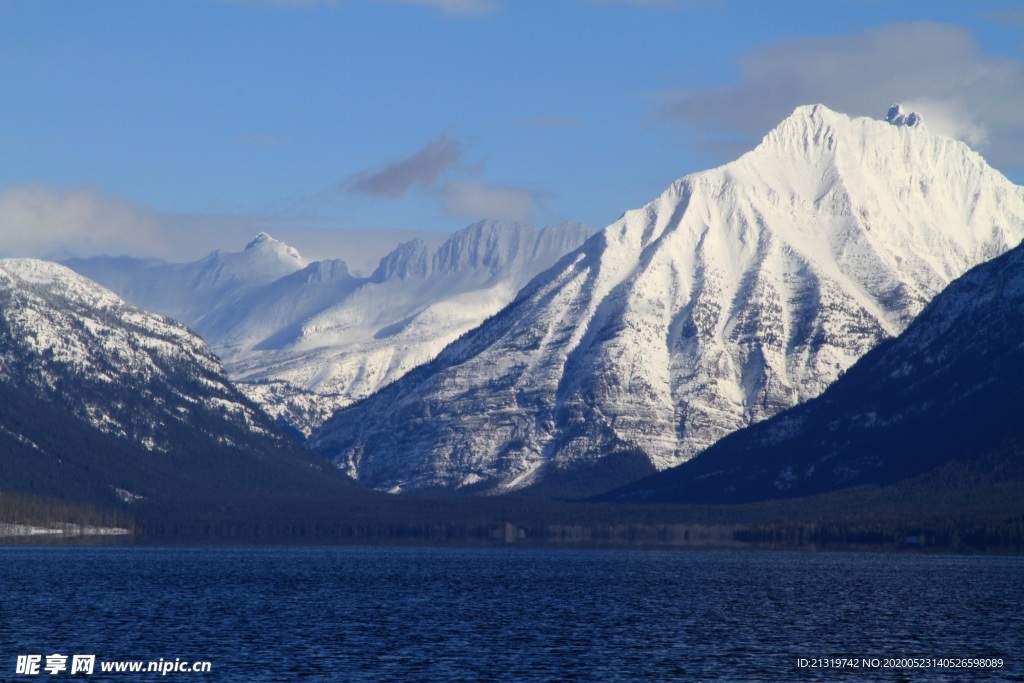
[311,104,1024,496]
[67,233,306,332]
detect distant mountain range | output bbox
[68,220,592,435]
[311,104,1024,496]
[600,236,1024,504]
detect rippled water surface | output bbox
[2,546,1022,681]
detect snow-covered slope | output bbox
[68,221,592,435]
[312,104,1024,495]
[601,236,1024,504]
[0,258,277,452]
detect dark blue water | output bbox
[1,546,1021,682]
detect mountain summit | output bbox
[312,104,1024,496]
[885,103,923,128]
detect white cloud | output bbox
[440,180,534,222]
[0,184,168,260]
[982,8,1024,26]
[0,183,450,269]
[377,0,500,16]
[658,22,1024,174]
[898,97,988,147]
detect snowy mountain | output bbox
[311,104,1024,496]
[0,258,366,512]
[230,221,593,434]
[0,258,277,452]
[68,221,592,435]
[600,237,1024,504]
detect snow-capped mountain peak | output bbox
[312,104,1024,496]
[246,231,274,249]
[885,103,923,128]
[245,231,304,263]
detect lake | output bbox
[1,546,1020,681]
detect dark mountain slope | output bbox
[0,259,369,521]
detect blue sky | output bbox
[2,0,1023,264]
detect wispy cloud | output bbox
[440,180,534,222]
[377,0,501,17]
[657,21,1024,173]
[341,135,539,222]
[0,184,168,260]
[981,8,1024,26]
[0,182,449,268]
[347,135,463,198]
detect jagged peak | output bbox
[434,219,536,275]
[886,103,923,129]
[244,232,303,263]
[298,258,351,283]
[369,220,570,282]
[459,218,530,234]
[245,232,274,249]
[760,102,929,152]
[750,104,848,160]
[442,219,535,249]
[371,238,431,281]
[727,102,955,180]
[784,103,846,126]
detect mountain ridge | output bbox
[0,258,276,452]
[311,104,1024,495]
[0,257,373,518]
